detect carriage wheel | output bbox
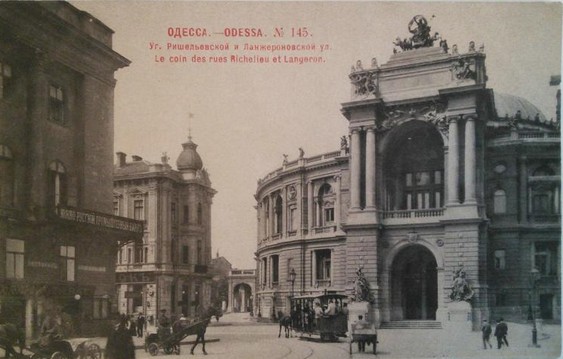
[86,343,101,359]
[163,345,174,354]
[50,351,67,359]
[148,343,159,356]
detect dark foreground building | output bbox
[0,2,142,338]
[255,16,560,329]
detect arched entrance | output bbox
[232,283,252,313]
[391,245,437,320]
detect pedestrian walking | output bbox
[481,319,492,349]
[494,318,509,349]
[105,315,135,359]
[136,313,145,338]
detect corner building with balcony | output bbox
[255,28,560,329]
[0,2,142,338]
[113,137,216,320]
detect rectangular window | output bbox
[434,171,442,185]
[288,207,297,231]
[0,62,13,99]
[144,247,149,263]
[183,205,189,224]
[6,239,24,279]
[133,200,144,220]
[534,241,559,276]
[271,255,279,284]
[405,173,413,187]
[113,200,119,216]
[135,245,143,263]
[49,85,65,124]
[315,249,331,284]
[324,208,335,223]
[127,247,132,263]
[182,245,189,264]
[494,250,506,270]
[60,245,75,281]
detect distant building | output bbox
[113,136,216,320]
[209,253,232,311]
[0,2,141,338]
[228,269,256,314]
[255,18,560,329]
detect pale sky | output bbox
[74,1,562,269]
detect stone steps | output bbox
[380,320,442,329]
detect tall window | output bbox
[197,240,202,265]
[264,198,270,236]
[0,145,14,207]
[529,166,559,218]
[318,183,335,226]
[405,170,443,209]
[171,202,177,224]
[182,245,189,264]
[493,189,507,214]
[48,161,67,207]
[274,195,282,234]
[261,257,268,286]
[271,255,279,284]
[93,297,109,319]
[127,247,132,263]
[118,248,122,264]
[494,250,506,270]
[133,199,144,220]
[197,203,203,225]
[288,206,297,232]
[0,62,13,98]
[6,239,24,279]
[144,247,149,263]
[135,245,143,263]
[60,245,75,281]
[113,199,119,216]
[314,249,331,286]
[183,205,189,224]
[49,85,65,124]
[533,241,559,276]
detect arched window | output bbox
[274,195,283,234]
[0,145,14,207]
[48,161,67,207]
[493,189,507,214]
[318,183,335,226]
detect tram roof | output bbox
[292,293,348,300]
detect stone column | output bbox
[307,181,314,233]
[25,298,34,339]
[269,194,274,236]
[519,156,528,223]
[335,175,341,228]
[316,199,321,227]
[365,127,376,209]
[281,187,287,237]
[464,116,477,203]
[350,128,362,210]
[447,117,460,205]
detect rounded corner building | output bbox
[254,17,560,330]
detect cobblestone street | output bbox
[123,313,561,359]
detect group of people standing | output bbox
[481,318,509,350]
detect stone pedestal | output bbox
[444,301,472,332]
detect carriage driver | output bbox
[157,309,172,341]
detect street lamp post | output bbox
[530,267,541,348]
[289,268,296,298]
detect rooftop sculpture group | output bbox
[394,15,442,52]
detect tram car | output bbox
[290,293,348,341]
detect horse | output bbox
[206,307,222,322]
[277,311,292,338]
[189,317,210,355]
[0,323,25,356]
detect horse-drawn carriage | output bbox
[144,318,209,356]
[0,323,101,359]
[289,294,348,342]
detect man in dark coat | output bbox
[481,319,492,349]
[106,315,135,359]
[136,313,145,338]
[494,318,509,349]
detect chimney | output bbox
[116,152,126,167]
[132,155,143,162]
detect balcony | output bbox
[313,225,337,234]
[381,208,444,225]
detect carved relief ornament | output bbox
[378,101,448,137]
[349,70,377,98]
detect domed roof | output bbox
[176,136,203,171]
[493,91,547,122]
